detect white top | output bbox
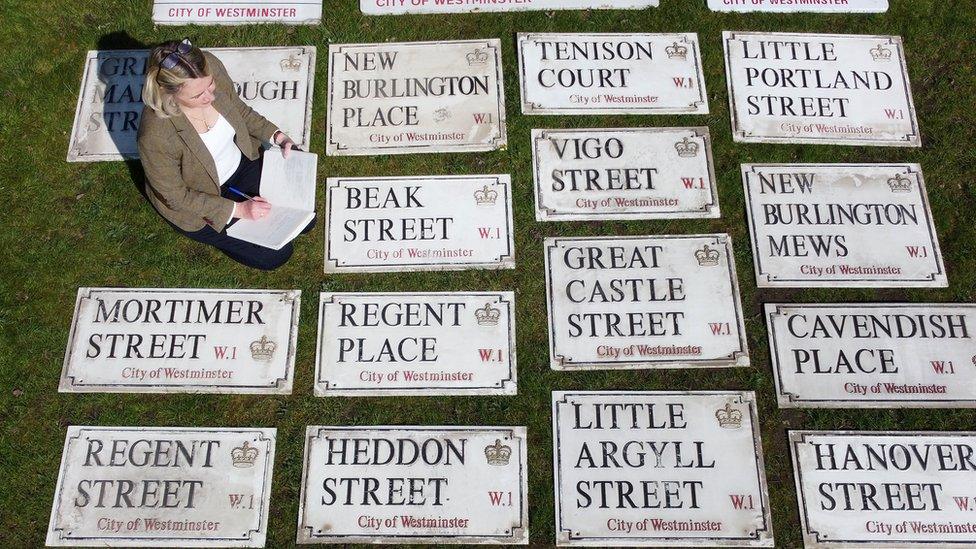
[197,114,242,185]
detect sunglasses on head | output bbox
[160,38,192,70]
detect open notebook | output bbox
[226,149,317,250]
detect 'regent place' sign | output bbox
[297,426,528,544]
[518,33,708,115]
[708,0,887,12]
[742,164,946,288]
[59,288,300,394]
[326,40,506,155]
[544,234,749,370]
[723,32,919,146]
[47,426,276,547]
[153,0,322,24]
[553,391,774,546]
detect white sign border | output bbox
[708,0,888,13]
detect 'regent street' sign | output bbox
[297,426,528,544]
[742,164,946,288]
[766,303,976,408]
[153,0,322,24]
[723,32,919,146]
[708,0,887,13]
[326,40,506,155]
[59,288,300,394]
[362,0,658,15]
[518,33,708,115]
[47,426,276,547]
[553,391,774,546]
[531,127,719,221]
[314,292,517,396]
[544,234,749,370]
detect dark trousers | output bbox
[178,151,315,271]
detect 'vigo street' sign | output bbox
[518,33,708,115]
[790,431,976,547]
[553,391,774,546]
[297,426,528,544]
[532,127,719,221]
[153,0,322,24]
[544,234,749,370]
[743,164,946,288]
[362,0,658,15]
[314,292,517,396]
[723,31,919,146]
[326,40,506,155]
[60,288,300,394]
[708,0,887,13]
[47,426,276,547]
[68,47,315,162]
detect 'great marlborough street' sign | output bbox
[326,40,506,155]
[532,127,719,221]
[742,164,946,288]
[518,33,708,115]
[553,391,774,546]
[60,288,300,394]
[544,235,749,370]
[723,31,919,146]
[297,426,528,544]
[47,426,276,547]
[68,47,316,162]
[153,0,322,24]
[708,0,887,13]
[361,0,658,15]
[314,292,517,396]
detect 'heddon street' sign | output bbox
[766,303,976,408]
[47,426,276,547]
[362,0,658,15]
[59,288,300,394]
[544,234,749,370]
[68,47,316,162]
[553,391,774,546]
[297,426,528,544]
[324,175,515,273]
[790,431,976,547]
[314,292,517,396]
[532,127,719,221]
[723,32,920,146]
[742,164,946,288]
[153,0,322,24]
[326,40,506,155]
[708,0,887,13]
[518,33,708,115]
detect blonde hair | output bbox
[142,40,211,118]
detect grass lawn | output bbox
[2,0,976,546]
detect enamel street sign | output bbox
[153,0,322,24]
[362,0,658,15]
[708,0,887,13]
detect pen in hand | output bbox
[227,187,271,220]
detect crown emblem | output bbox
[695,244,720,267]
[665,42,688,60]
[250,335,277,362]
[473,185,498,206]
[674,137,699,158]
[870,44,892,62]
[466,48,489,66]
[715,403,743,429]
[433,107,451,122]
[475,303,501,326]
[887,173,912,193]
[231,441,259,468]
[279,54,302,72]
[484,439,511,466]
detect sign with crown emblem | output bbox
[314,292,517,396]
[790,430,976,547]
[708,0,886,12]
[723,31,919,146]
[517,33,708,115]
[742,164,946,288]
[152,0,322,24]
[544,234,748,370]
[552,391,773,546]
[532,127,719,221]
[68,46,315,162]
[324,175,514,273]
[297,426,528,544]
[766,303,976,408]
[46,426,276,547]
[59,288,300,394]
[326,40,506,156]
[361,0,658,15]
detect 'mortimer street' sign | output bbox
[544,234,749,370]
[517,33,708,115]
[68,47,315,162]
[708,0,887,13]
[47,426,276,547]
[742,164,946,288]
[723,31,919,146]
[362,0,658,15]
[314,292,517,396]
[59,288,300,394]
[297,426,528,544]
[153,0,322,24]
[553,391,774,546]
[326,40,506,155]
[790,431,976,547]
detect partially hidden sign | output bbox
[362,0,659,15]
[153,0,322,24]
[708,0,887,12]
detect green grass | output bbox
[2,0,976,546]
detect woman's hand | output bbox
[274,131,295,159]
[234,197,272,220]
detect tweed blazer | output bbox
[137,52,279,233]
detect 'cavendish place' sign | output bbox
[153,0,322,24]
